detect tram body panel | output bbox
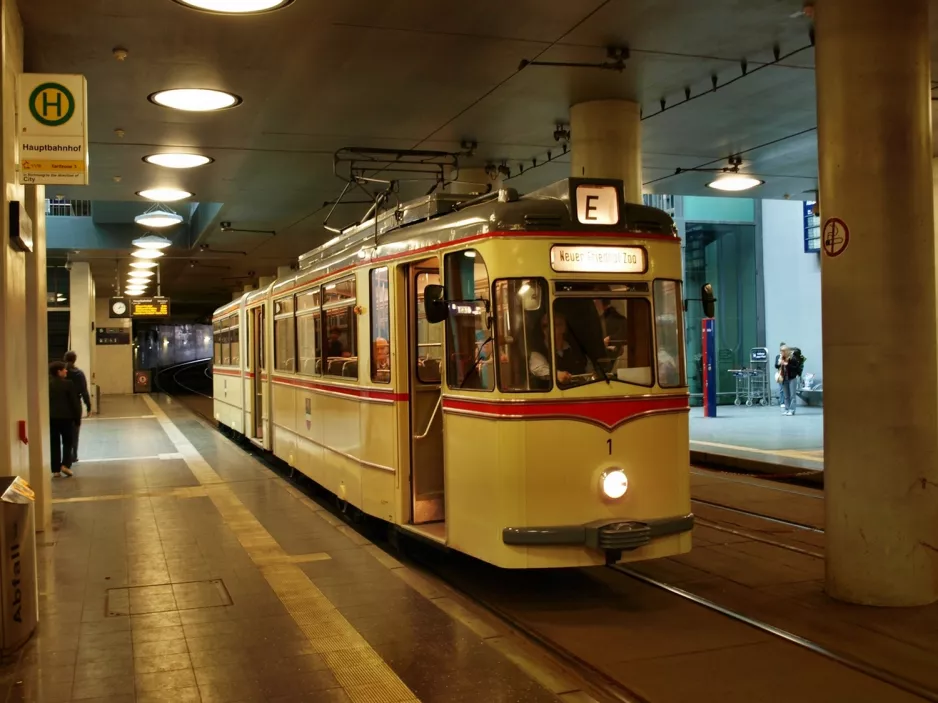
[213,370,244,433]
[443,407,690,568]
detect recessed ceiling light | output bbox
[132,233,172,249]
[172,0,294,13]
[131,249,165,259]
[148,88,241,112]
[144,153,213,169]
[706,173,764,192]
[137,188,191,202]
[130,260,159,269]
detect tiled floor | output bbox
[6,394,580,703]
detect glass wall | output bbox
[683,222,758,405]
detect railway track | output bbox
[154,358,215,421]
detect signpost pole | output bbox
[702,318,717,418]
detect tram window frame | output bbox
[322,276,358,380]
[493,278,551,393]
[273,296,296,373]
[653,279,686,389]
[442,250,494,392]
[550,294,656,390]
[213,321,222,365]
[370,267,391,384]
[415,271,443,384]
[221,318,232,366]
[296,310,319,377]
[230,322,241,367]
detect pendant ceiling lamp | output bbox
[705,155,764,192]
[130,260,159,269]
[133,233,172,249]
[135,204,183,229]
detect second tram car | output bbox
[213,178,693,568]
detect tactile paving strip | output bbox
[143,396,419,703]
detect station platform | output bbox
[5,394,594,703]
[689,405,824,474]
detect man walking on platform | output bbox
[64,351,92,462]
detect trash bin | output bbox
[134,369,151,393]
[0,477,37,654]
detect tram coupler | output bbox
[604,549,622,565]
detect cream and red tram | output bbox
[212,178,692,568]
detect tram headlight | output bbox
[600,469,628,500]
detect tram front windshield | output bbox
[494,279,684,391]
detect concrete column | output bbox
[816,0,938,606]
[24,186,51,532]
[68,262,95,396]
[570,100,642,203]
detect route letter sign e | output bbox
[16,74,89,186]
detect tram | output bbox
[212,177,693,568]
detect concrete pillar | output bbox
[570,100,642,203]
[816,0,938,606]
[24,186,51,532]
[68,262,95,394]
[0,0,29,485]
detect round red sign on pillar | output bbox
[822,217,849,257]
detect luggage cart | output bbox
[729,369,753,406]
[747,347,770,406]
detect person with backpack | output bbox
[775,344,804,416]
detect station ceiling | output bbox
[17,0,917,311]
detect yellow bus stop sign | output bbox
[28,82,75,127]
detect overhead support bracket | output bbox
[518,46,629,72]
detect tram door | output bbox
[251,306,265,441]
[408,261,445,525]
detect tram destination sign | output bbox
[130,296,171,318]
[550,245,646,274]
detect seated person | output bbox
[373,337,390,380]
[326,327,351,358]
[529,313,591,386]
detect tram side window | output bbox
[323,277,358,379]
[370,268,391,384]
[653,280,686,388]
[213,322,222,365]
[221,322,232,366]
[415,272,443,383]
[274,297,295,373]
[550,295,655,389]
[443,250,493,391]
[297,313,318,376]
[494,278,550,392]
[230,324,240,367]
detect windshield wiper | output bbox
[564,326,610,385]
[459,336,494,388]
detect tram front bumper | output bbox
[502,513,694,552]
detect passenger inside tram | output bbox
[373,337,390,382]
[326,326,351,359]
[529,313,592,387]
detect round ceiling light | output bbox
[126,288,147,295]
[135,206,183,229]
[148,88,241,112]
[143,153,213,169]
[131,249,165,259]
[128,274,152,282]
[137,188,191,202]
[130,260,159,269]
[172,0,294,13]
[127,269,155,278]
[132,233,172,250]
[706,173,764,192]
